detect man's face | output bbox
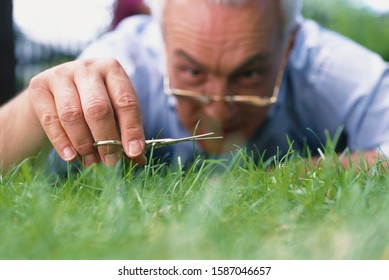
[164,0,285,154]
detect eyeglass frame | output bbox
[163,35,293,108]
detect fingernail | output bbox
[63,146,76,161]
[128,140,143,157]
[104,153,121,168]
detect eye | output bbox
[187,68,202,76]
[235,69,265,86]
[177,66,206,86]
[241,70,259,78]
[240,69,262,80]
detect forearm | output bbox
[0,90,48,173]
[311,150,386,170]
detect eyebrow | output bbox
[174,50,208,70]
[173,49,270,74]
[234,54,270,72]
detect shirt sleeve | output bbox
[290,20,389,156]
[316,43,389,155]
[357,67,389,156]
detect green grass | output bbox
[3,1,388,261]
[1,144,389,260]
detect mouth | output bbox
[201,116,243,134]
[221,124,241,135]
[194,124,247,155]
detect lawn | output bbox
[1,144,389,260]
[1,0,388,261]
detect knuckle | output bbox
[41,112,60,128]
[102,58,121,69]
[100,58,124,75]
[59,105,83,125]
[49,131,68,148]
[51,62,72,76]
[122,125,144,139]
[40,122,70,151]
[29,63,73,94]
[75,59,106,76]
[115,94,138,111]
[85,100,112,121]
[29,73,48,93]
[29,75,41,90]
[78,58,96,70]
[72,142,93,156]
[79,58,121,72]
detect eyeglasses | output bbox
[164,38,291,108]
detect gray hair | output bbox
[147,0,302,36]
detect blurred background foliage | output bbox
[303,0,389,60]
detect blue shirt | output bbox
[77,15,389,166]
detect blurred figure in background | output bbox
[111,0,150,30]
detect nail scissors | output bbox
[93,132,223,150]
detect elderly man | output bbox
[1,0,388,173]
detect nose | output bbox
[202,81,238,124]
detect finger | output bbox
[29,75,78,162]
[132,153,147,166]
[48,67,100,166]
[74,63,122,167]
[101,60,146,162]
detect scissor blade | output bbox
[145,132,222,149]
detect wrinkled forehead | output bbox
[163,0,282,37]
[162,0,283,62]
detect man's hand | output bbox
[311,150,386,170]
[28,58,146,167]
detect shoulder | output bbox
[287,18,387,119]
[283,19,389,150]
[290,19,385,91]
